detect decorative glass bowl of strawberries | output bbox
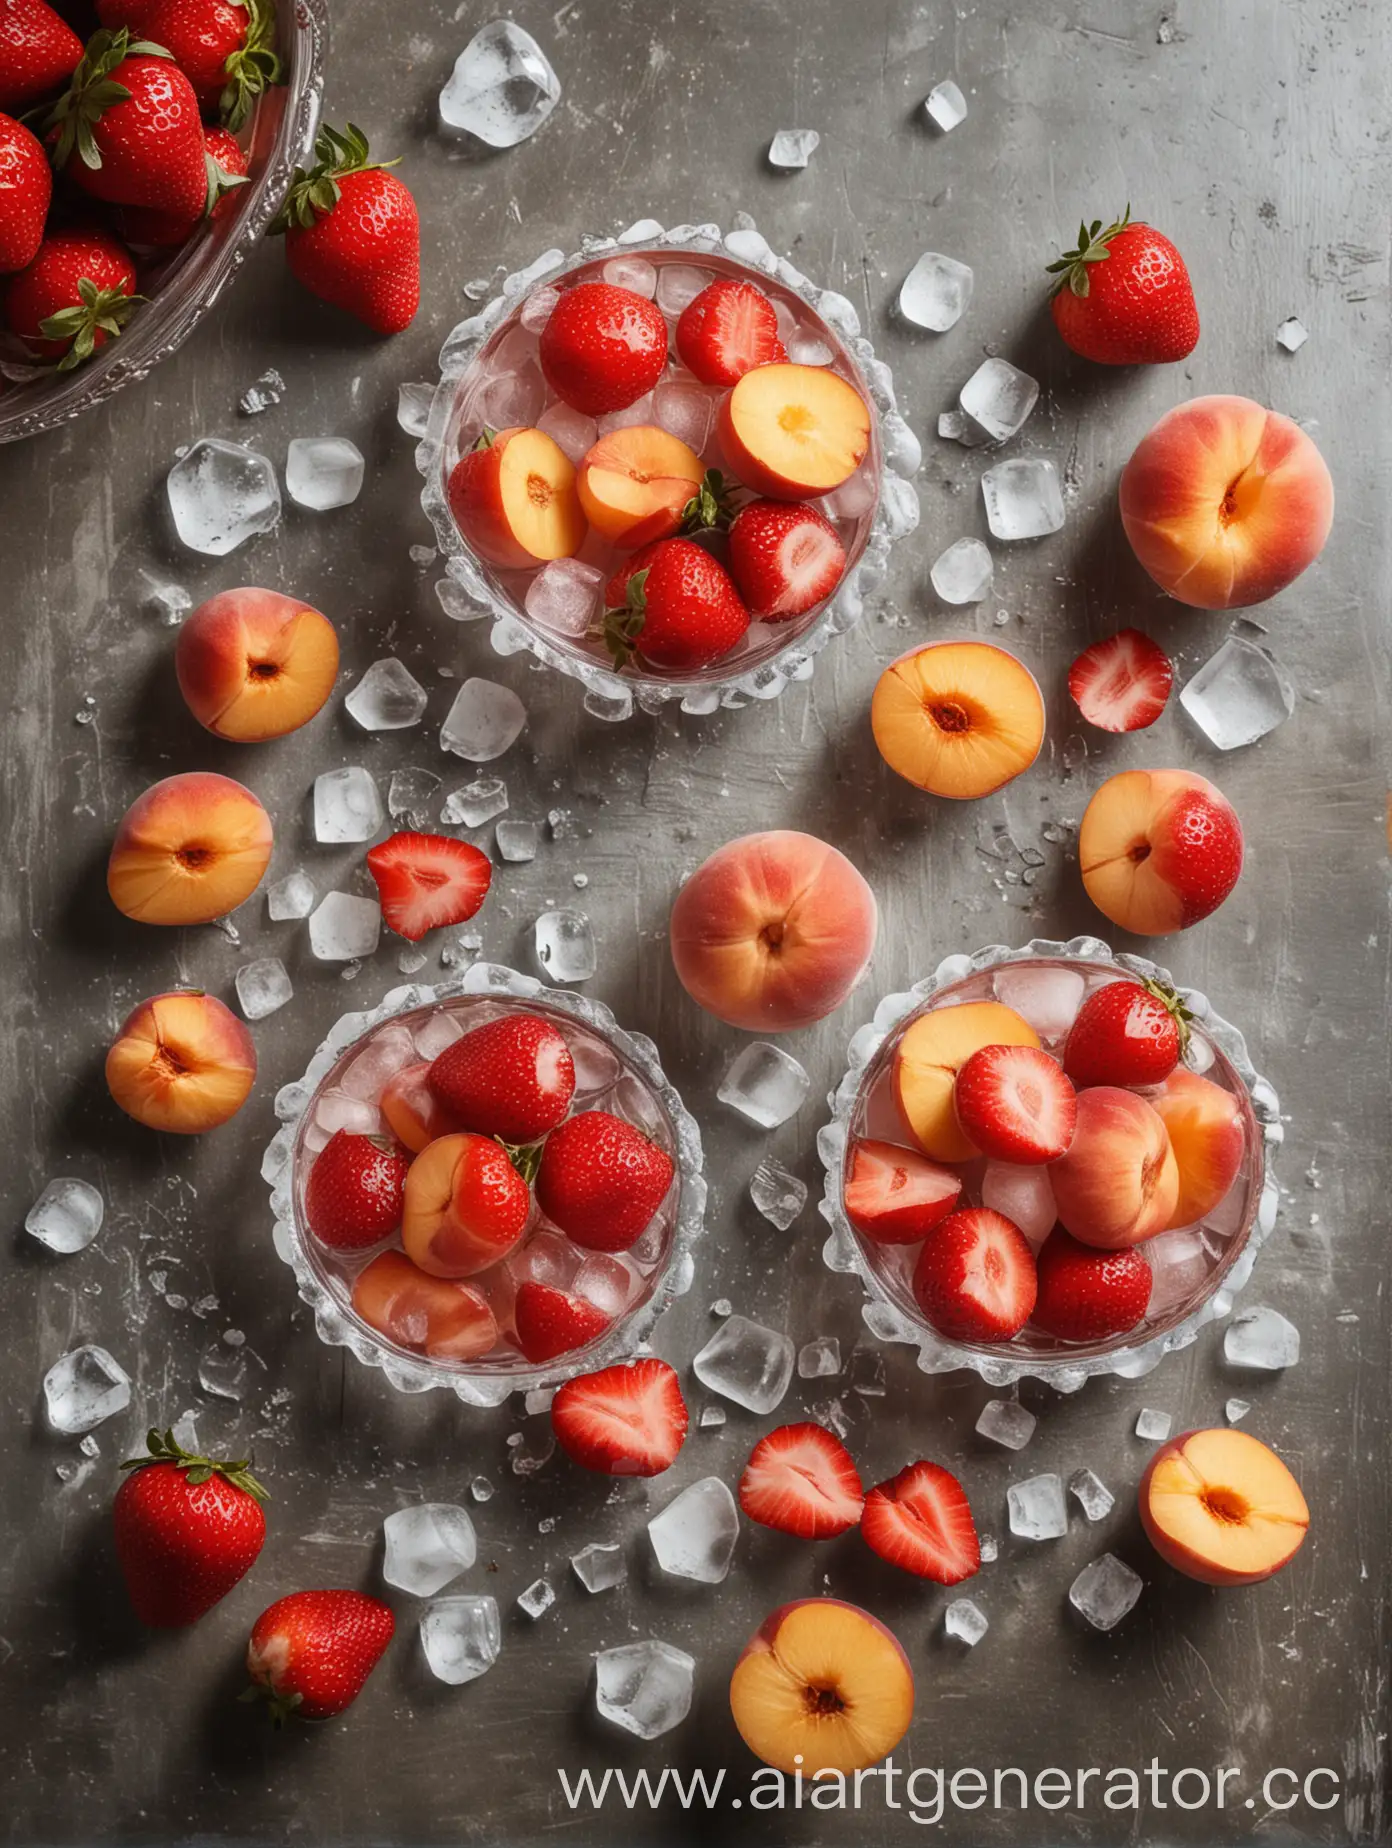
[0,0,326,443]
[263,961,706,1403]
[416,216,923,717]
[817,937,1281,1389]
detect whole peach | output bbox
[106,991,256,1133]
[176,588,339,742]
[108,773,273,926]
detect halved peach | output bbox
[1151,1068,1245,1227]
[107,773,273,926]
[1139,1427,1309,1585]
[871,641,1045,799]
[576,425,704,550]
[351,1249,498,1361]
[175,588,339,742]
[893,1000,1040,1163]
[105,990,256,1133]
[718,364,870,500]
[1048,1086,1179,1248]
[380,1061,462,1154]
[1079,769,1244,936]
[446,425,586,569]
[401,1132,531,1278]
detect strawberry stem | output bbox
[38,276,143,372]
[1045,204,1132,299]
[268,121,399,235]
[219,0,282,133]
[1139,974,1193,1055]
[121,1427,269,1502]
[679,468,735,534]
[43,28,170,173]
[499,1138,543,1185]
[599,568,649,671]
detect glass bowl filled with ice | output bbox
[817,937,1282,1389]
[416,218,922,716]
[263,964,705,1403]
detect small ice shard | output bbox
[495,819,539,862]
[523,1387,555,1416]
[959,358,1039,444]
[975,1398,1036,1451]
[436,577,484,622]
[749,1157,807,1229]
[442,776,508,827]
[420,1593,499,1684]
[1225,1397,1251,1425]
[398,947,428,974]
[535,400,598,464]
[285,437,365,511]
[797,1336,841,1379]
[388,767,442,819]
[653,379,718,452]
[1069,1553,1143,1631]
[136,568,193,625]
[571,1541,627,1593]
[25,1179,104,1255]
[470,1474,495,1502]
[1068,1468,1115,1522]
[167,437,280,555]
[981,458,1065,540]
[693,1314,794,1414]
[383,1503,478,1596]
[848,1347,885,1397]
[397,380,434,437]
[439,20,561,147]
[345,658,429,731]
[980,1162,1056,1248]
[235,956,293,1021]
[308,892,381,961]
[198,1339,261,1401]
[440,678,527,761]
[595,1640,695,1739]
[717,1042,810,1129]
[516,1576,556,1619]
[524,557,604,637]
[900,252,974,332]
[534,908,596,983]
[44,1345,131,1433]
[314,766,384,843]
[930,536,993,604]
[1007,1472,1068,1541]
[944,1598,988,1646]
[710,1298,733,1319]
[924,78,967,131]
[602,254,657,296]
[699,1404,726,1429]
[510,1428,556,1478]
[992,964,1086,1042]
[267,869,315,920]
[647,1476,739,1583]
[979,1534,998,1562]
[1276,316,1309,352]
[1179,637,1295,749]
[1134,1408,1172,1441]
[768,128,820,170]
[238,367,285,415]
[1224,1306,1300,1370]
[655,263,713,317]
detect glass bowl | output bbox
[415,216,923,718]
[0,0,327,446]
[262,962,706,1404]
[817,936,1282,1391]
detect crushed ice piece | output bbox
[238,367,285,415]
[924,78,967,131]
[976,1399,1036,1451]
[574,1253,637,1318]
[267,869,315,921]
[992,964,1086,1041]
[197,1340,261,1401]
[944,1598,988,1646]
[509,1428,556,1477]
[441,678,527,761]
[308,892,381,962]
[930,536,993,604]
[981,457,1065,539]
[571,1542,626,1593]
[960,358,1039,443]
[398,381,434,437]
[314,766,384,843]
[979,1163,1055,1249]
[749,1157,807,1229]
[235,956,293,1021]
[602,253,658,296]
[710,1298,733,1318]
[479,362,546,430]
[495,819,539,862]
[523,1387,555,1416]
[1276,316,1308,352]
[900,252,974,332]
[25,1178,104,1255]
[524,557,604,637]
[470,1474,495,1502]
[167,437,280,555]
[595,392,654,436]
[656,263,713,317]
[285,437,364,511]
[768,128,820,169]
[548,807,580,841]
[1007,1472,1068,1541]
[595,1639,695,1739]
[1225,1398,1251,1425]
[1143,1227,1209,1318]
[171,1409,199,1450]
[409,543,436,567]
[647,1477,739,1583]
[442,777,508,827]
[848,1347,886,1397]
[436,577,484,622]
[44,1345,131,1433]
[136,568,192,625]
[797,1336,841,1379]
[693,1314,794,1414]
[388,767,442,819]
[785,326,834,366]
[1068,1468,1115,1522]
[717,1043,810,1128]
[979,1533,998,1563]
[1224,1306,1300,1370]
[420,1593,499,1683]
[534,908,596,983]
[383,1503,478,1596]
[345,658,429,731]
[570,1035,621,1097]
[1069,1554,1143,1631]
[516,1576,556,1619]
[653,378,718,452]
[1134,1408,1172,1442]
[439,20,561,146]
[699,1404,726,1429]
[1179,638,1295,750]
[520,284,561,332]
[535,400,598,465]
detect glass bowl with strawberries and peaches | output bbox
[415,217,923,718]
[262,962,706,1404]
[817,937,1282,1391]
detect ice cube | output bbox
[1068,1468,1115,1522]
[595,392,654,437]
[238,367,285,415]
[397,381,434,438]
[308,892,381,961]
[478,362,546,432]
[420,1593,499,1683]
[285,437,364,511]
[436,576,485,622]
[797,1336,841,1379]
[314,1091,382,1137]
[595,1639,694,1739]
[693,1314,794,1413]
[930,536,993,604]
[960,358,1039,443]
[44,1345,131,1433]
[647,1476,739,1583]
[25,1179,104,1255]
[198,1339,262,1401]
[1225,1397,1251,1424]
[979,1533,998,1562]
[924,78,967,131]
[717,1043,810,1129]
[1179,637,1295,749]
[710,1299,733,1319]
[981,458,1065,540]
[980,1162,1056,1248]
[848,1347,886,1397]
[900,252,974,332]
[235,956,293,1021]
[520,285,561,333]
[992,964,1086,1041]
[267,868,315,920]
[442,777,508,827]
[535,400,599,465]
[507,1229,580,1292]
[135,568,192,625]
[785,327,834,366]
[1224,1305,1299,1370]
[602,254,658,297]
[655,263,712,317]
[495,819,539,862]
[653,379,717,453]
[975,1399,1036,1451]
[1069,1553,1143,1631]
[1134,1408,1172,1441]
[573,1254,636,1317]
[341,1026,415,1101]
[821,469,878,522]
[944,1598,988,1646]
[345,658,429,731]
[749,1157,807,1229]
[439,20,561,146]
[534,908,596,982]
[387,768,442,821]
[524,557,604,638]
[441,678,527,761]
[569,1035,621,1097]
[167,437,281,555]
[699,1404,726,1429]
[470,1474,495,1502]
[1276,316,1308,352]
[1143,1228,1209,1318]
[314,766,384,843]
[1007,1472,1068,1541]
[383,1503,478,1596]
[516,1576,555,1619]
[571,1542,626,1593]
[768,128,820,170]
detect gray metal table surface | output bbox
[2,1,1388,1843]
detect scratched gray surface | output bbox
[2,1,1389,1843]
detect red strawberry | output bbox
[1063,977,1189,1090]
[304,1130,409,1251]
[675,278,786,387]
[738,1422,864,1540]
[603,537,749,672]
[5,226,138,365]
[427,1013,575,1144]
[1032,1226,1152,1342]
[96,0,280,127]
[513,1281,612,1363]
[539,280,667,415]
[860,1460,979,1584]
[911,1207,1038,1344]
[551,1356,688,1477]
[114,122,248,248]
[1047,208,1199,365]
[46,30,208,223]
[365,832,492,943]
[0,110,50,273]
[843,1138,961,1244]
[727,499,846,621]
[1068,628,1173,733]
[953,1043,1078,1165]
[272,122,419,336]
[0,0,82,113]
[113,1427,267,1627]
[535,1108,675,1252]
[244,1589,393,1723]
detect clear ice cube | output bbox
[524,557,604,638]
[699,1404,726,1429]
[420,1593,500,1684]
[198,1339,260,1401]
[397,381,434,438]
[981,458,1065,539]
[569,1034,621,1097]
[478,362,546,432]
[495,819,539,862]
[848,1346,886,1397]
[285,437,365,511]
[976,1399,1036,1450]
[992,964,1086,1041]
[653,379,717,453]
[345,658,429,731]
[785,326,834,366]
[238,367,285,415]
[516,1576,556,1619]
[960,358,1039,443]
[924,78,967,131]
[1224,1305,1300,1369]
[44,1345,131,1433]
[442,776,508,827]
[797,1335,841,1379]
[655,263,712,317]
[692,1314,794,1413]
[314,766,384,843]
[1143,1228,1209,1318]
[595,1640,695,1739]
[267,869,315,920]
[749,1157,807,1229]
[26,1178,104,1254]
[136,568,192,625]
[470,1474,495,1502]
[535,400,598,464]
[573,1253,636,1317]
[930,536,993,604]
[1068,1467,1115,1522]
[1225,1397,1251,1424]
[1179,637,1295,749]
[1007,1472,1068,1540]
[571,1541,627,1593]
[441,678,527,761]
[944,1597,988,1645]
[647,1476,739,1583]
[1134,1408,1172,1441]
[439,20,561,148]
[520,285,561,333]
[900,252,974,332]
[534,908,596,982]
[167,437,281,555]
[383,1503,478,1596]
[768,128,820,169]
[595,392,654,437]
[308,892,381,961]
[979,1163,1056,1249]
[1276,316,1309,352]
[235,956,293,1021]
[388,767,442,819]
[717,1043,810,1128]
[602,254,658,297]
[1069,1553,1143,1631]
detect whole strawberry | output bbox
[603,538,749,672]
[0,110,51,273]
[539,280,667,415]
[427,1012,575,1144]
[1047,207,1199,365]
[114,123,248,248]
[271,121,419,335]
[1063,977,1190,1090]
[0,0,82,113]
[5,226,139,365]
[535,1108,675,1252]
[114,1427,267,1627]
[244,1589,394,1723]
[96,0,280,127]
[305,1129,410,1251]
[1032,1227,1153,1342]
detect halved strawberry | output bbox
[1032,1228,1152,1342]
[953,1044,1077,1165]
[675,278,787,387]
[365,831,491,942]
[551,1357,688,1477]
[911,1207,1038,1344]
[727,500,846,622]
[843,1138,962,1244]
[860,1460,979,1583]
[738,1422,864,1539]
[514,1282,612,1364]
[1068,628,1173,733]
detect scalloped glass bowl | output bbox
[262,963,706,1405]
[817,937,1282,1391]
[416,218,923,717]
[0,0,327,445]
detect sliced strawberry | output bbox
[1068,629,1173,733]
[738,1422,864,1539]
[1032,1228,1152,1342]
[365,831,491,943]
[911,1207,1038,1344]
[727,500,846,622]
[843,1138,962,1244]
[513,1282,612,1364]
[675,278,787,387]
[551,1357,688,1477]
[861,1460,979,1583]
[427,1013,575,1144]
[304,1131,409,1251]
[953,1044,1077,1165]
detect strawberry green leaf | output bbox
[1045,204,1132,299]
